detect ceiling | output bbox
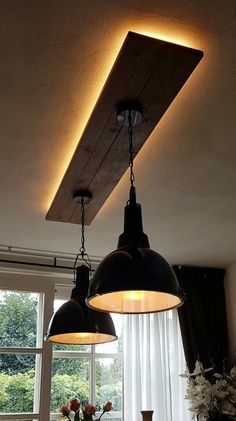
[0,0,236,269]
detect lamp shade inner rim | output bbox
[87,290,183,314]
[47,332,118,344]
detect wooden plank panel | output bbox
[46,32,203,225]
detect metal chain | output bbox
[73,194,92,282]
[80,196,86,257]
[128,110,135,187]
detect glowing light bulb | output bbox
[126,291,142,301]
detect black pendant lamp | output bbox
[45,191,117,344]
[86,102,185,314]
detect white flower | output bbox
[180,360,236,419]
[230,366,236,378]
[213,373,223,379]
[222,401,235,415]
[192,360,204,376]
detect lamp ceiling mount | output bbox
[117,101,143,127]
[73,190,92,205]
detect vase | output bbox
[141,410,154,421]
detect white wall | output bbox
[224,262,236,362]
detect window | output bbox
[0,267,188,421]
[0,271,123,421]
[50,299,123,421]
[0,271,54,421]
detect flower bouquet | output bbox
[60,398,112,421]
[181,361,236,421]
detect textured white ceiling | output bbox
[0,0,236,268]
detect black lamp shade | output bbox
[86,191,184,314]
[86,246,183,313]
[45,265,117,344]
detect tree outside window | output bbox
[0,292,123,421]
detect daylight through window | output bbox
[50,300,123,421]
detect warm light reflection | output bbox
[127,291,143,301]
[132,29,191,48]
[88,290,182,314]
[44,26,199,213]
[44,35,124,212]
[47,332,117,345]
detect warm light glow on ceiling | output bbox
[131,29,191,48]
[44,28,201,214]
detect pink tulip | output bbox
[60,405,71,416]
[85,403,96,416]
[103,402,112,412]
[70,398,80,412]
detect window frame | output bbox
[0,270,123,421]
[50,347,122,420]
[0,270,55,421]
[50,286,123,421]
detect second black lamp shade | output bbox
[46,264,117,344]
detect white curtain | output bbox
[123,310,191,421]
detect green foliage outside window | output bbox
[0,292,122,414]
[51,374,89,411]
[0,370,35,412]
[0,292,38,374]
